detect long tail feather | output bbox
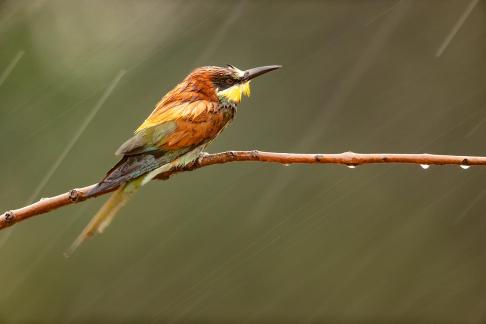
[65,183,137,256]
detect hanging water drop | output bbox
[347,165,357,169]
[283,163,290,167]
[420,164,430,169]
[460,165,470,170]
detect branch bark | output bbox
[1,150,484,230]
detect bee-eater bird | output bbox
[68,64,281,254]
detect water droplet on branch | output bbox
[460,165,470,170]
[420,164,430,170]
[347,165,357,169]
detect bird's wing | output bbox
[115,121,177,156]
[115,100,216,155]
[116,100,221,156]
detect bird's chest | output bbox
[202,103,236,138]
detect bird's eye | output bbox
[226,78,235,85]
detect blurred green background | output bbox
[1,0,486,323]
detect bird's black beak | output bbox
[242,65,281,81]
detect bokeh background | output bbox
[1,0,486,323]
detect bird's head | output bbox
[185,64,281,105]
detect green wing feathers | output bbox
[86,147,192,197]
[86,121,186,197]
[115,122,176,156]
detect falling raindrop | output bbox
[460,165,470,170]
[420,164,430,169]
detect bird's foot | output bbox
[199,151,210,157]
[197,152,210,164]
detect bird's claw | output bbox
[199,152,210,157]
[197,152,210,163]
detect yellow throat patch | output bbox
[218,82,251,104]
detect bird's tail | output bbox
[65,181,140,256]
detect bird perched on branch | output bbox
[67,64,281,254]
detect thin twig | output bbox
[1,150,484,230]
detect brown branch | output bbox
[1,150,484,230]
